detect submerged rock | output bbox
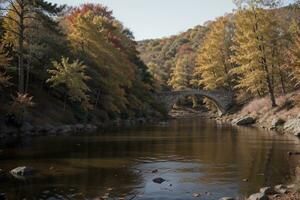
[10,166,35,177]
[247,192,268,200]
[232,116,256,126]
[152,177,166,184]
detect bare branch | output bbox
[7,0,21,16]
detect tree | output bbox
[192,16,234,91]
[230,0,281,107]
[47,57,91,111]
[168,53,195,90]
[0,45,11,89]
[288,21,300,86]
[0,0,64,94]
[64,6,138,115]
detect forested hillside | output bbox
[138,1,300,110]
[137,25,209,90]
[0,2,164,126]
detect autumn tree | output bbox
[0,0,64,94]
[62,4,156,118]
[168,45,195,90]
[288,20,300,86]
[192,16,234,91]
[230,0,282,107]
[0,45,11,89]
[47,57,91,111]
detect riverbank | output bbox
[215,90,300,137]
[214,91,300,200]
[0,116,165,147]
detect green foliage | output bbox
[47,57,91,110]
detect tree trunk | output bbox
[267,76,277,107]
[18,5,25,94]
[279,70,286,95]
[63,93,67,112]
[94,89,101,109]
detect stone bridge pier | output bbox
[156,89,235,116]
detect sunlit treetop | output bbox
[65,3,114,24]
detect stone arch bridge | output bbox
[157,89,235,115]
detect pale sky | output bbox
[48,0,293,40]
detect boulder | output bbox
[219,197,235,200]
[10,166,35,177]
[58,125,73,134]
[271,118,285,129]
[284,118,300,136]
[20,122,34,133]
[74,124,85,132]
[259,187,276,195]
[274,185,287,194]
[232,116,256,126]
[85,124,97,132]
[152,177,166,184]
[247,193,268,200]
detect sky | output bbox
[48,0,292,40]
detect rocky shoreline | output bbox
[217,113,300,138]
[0,117,161,147]
[218,184,299,200]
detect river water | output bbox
[0,118,300,200]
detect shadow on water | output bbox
[0,118,300,199]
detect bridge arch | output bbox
[157,89,234,116]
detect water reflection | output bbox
[0,118,299,199]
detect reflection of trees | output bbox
[3,166,143,199]
[1,118,300,199]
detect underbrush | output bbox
[224,90,300,129]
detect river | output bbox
[0,118,300,200]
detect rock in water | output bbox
[152,177,166,184]
[247,193,268,200]
[10,166,35,177]
[232,116,256,126]
[260,187,276,195]
[220,197,235,200]
[0,193,5,200]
